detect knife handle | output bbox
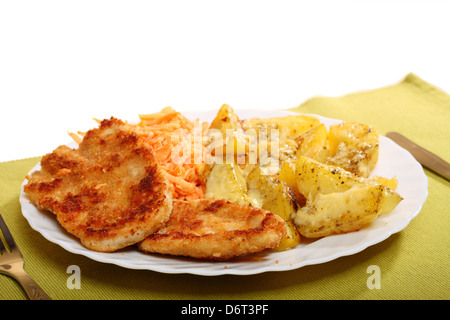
[386,132,450,181]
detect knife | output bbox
[386,132,450,181]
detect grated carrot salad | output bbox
[131,107,208,200]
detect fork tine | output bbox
[0,214,18,253]
[0,231,6,254]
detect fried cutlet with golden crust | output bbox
[137,198,287,261]
[24,117,173,252]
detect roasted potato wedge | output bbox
[295,121,379,178]
[246,165,278,208]
[371,175,398,190]
[295,155,355,198]
[262,182,297,221]
[294,156,402,237]
[263,182,301,250]
[205,163,250,205]
[294,184,385,238]
[327,122,379,177]
[209,104,243,133]
[278,159,305,206]
[295,123,330,163]
[207,104,249,163]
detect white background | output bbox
[1,0,449,162]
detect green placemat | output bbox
[1,73,449,300]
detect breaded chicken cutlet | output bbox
[138,198,287,261]
[24,118,173,252]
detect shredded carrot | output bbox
[130,107,208,200]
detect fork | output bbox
[0,214,51,300]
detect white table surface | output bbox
[1,0,449,162]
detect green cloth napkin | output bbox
[1,73,449,300]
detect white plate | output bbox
[20,110,428,276]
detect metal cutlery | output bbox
[386,132,450,181]
[0,214,51,300]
